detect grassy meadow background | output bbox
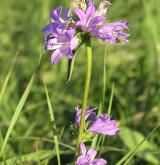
[0,0,160,164]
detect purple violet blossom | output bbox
[75,106,119,136]
[88,114,119,136]
[42,6,79,64]
[75,4,129,44]
[92,22,129,44]
[76,143,107,165]
[75,106,96,126]
[44,29,79,64]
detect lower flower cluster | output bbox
[75,106,119,165]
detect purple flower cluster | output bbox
[42,1,128,164]
[75,106,119,164]
[75,106,119,136]
[42,1,129,64]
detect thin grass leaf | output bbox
[67,57,76,83]
[107,83,115,116]
[0,130,6,161]
[0,51,19,104]
[92,48,107,149]
[99,83,115,156]
[9,136,75,151]
[0,53,43,157]
[44,83,61,165]
[0,150,73,165]
[0,74,35,157]
[116,123,160,165]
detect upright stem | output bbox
[75,37,92,157]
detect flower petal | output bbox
[88,114,119,136]
[80,143,86,155]
[50,6,62,21]
[70,36,79,50]
[75,8,86,25]
[92,158,107,165]
[51,49,63,64]
[87,147,97,160]
[86,5,96,21]
[64,8,71,19]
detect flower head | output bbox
[44,29,79,64]
[75,106,119,136]
[88,114,119,136]
[75,106,96,126]
[42,6,80,64]
[75,3,129,44]
[76,143,107,165]
[92,22,129,44]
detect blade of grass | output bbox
[44,83,61,165]
[0,52,43,157]
[0,149,73,165]
[107,83,115,116]
[92,47,107,149]
[0,130,6,161]
[9,136,75,151]
[67,57,76,83]
[99,83,115,156]
[116,123,160,165]
[0,51,19,104]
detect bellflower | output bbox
[92,22,129,44]
[76,143,107,165]
[75,4,129,44]
[44,29,79,64]
[42,6,80,64]
[88,114,119,136]
[75,106,96,126]
[75,106,119,136]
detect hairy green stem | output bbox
[75,37,92,158]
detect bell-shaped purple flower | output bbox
[75,106,96,126]
[76,143,107,165]
[75,4,129,44]
[88,114,119,136]
[75,5,106,32]
[44,29,79,64]
[75,106,119,136]
[92,22,129,44]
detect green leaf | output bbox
[0,150,73,165]
[118,125,160,165]
[0,74,35,157]
[66,57,76,83]
[0,53,43,158]
[44,83,61,165]
[0,51,19,104]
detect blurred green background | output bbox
[0,0,160,164]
